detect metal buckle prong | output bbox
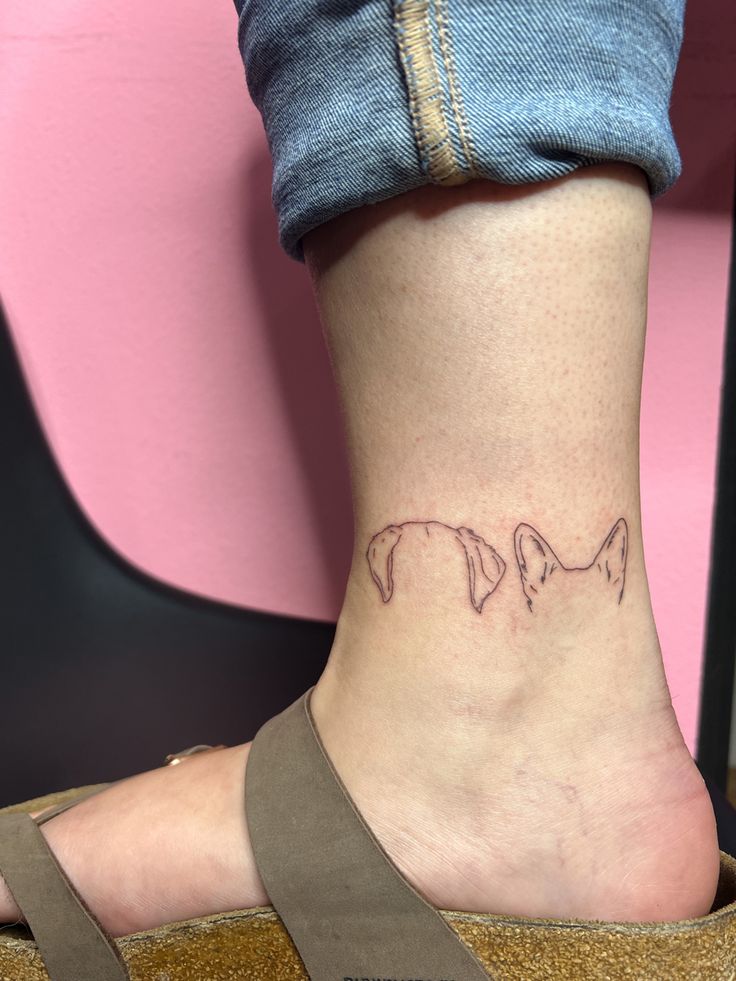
[164,744,226,766]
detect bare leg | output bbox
[305,163,719,921]
[0,165,719,933]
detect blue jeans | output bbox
[234,0,685,264]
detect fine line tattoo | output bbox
[366,521,505,613]
[514,518,628,612]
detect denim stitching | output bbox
[393,0,463,183]
[239,0,686,261]
[434,0,479,178]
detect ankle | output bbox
[318,563,671,723]
[311,619,719,924]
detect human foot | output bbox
[0,649,720,938]
[0,743,267,937]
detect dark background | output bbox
[0,305,333,804]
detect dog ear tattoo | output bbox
[514,518,628,612]
[366,525,403,603]
[367,517,627,614]
[366,521,505,613]
[456,525,506,613]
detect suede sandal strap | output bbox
[0,813,128,981]
[246,687,492,981]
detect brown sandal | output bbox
[1,686,735,980]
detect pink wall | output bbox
[0,1,734,751]
[0,0,353,619]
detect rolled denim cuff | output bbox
[235,0,685,263]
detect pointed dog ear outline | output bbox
[593,517,628,603]
[514,523,561,610]
[455,527,505,613]
[366,525,403,602]
[514,523,560,586]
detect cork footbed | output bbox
[1,788,736,980]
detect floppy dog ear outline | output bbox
[366,525,403,602]
[514,523,560,610]
[593,517,628,603]
[455,527,505,613]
